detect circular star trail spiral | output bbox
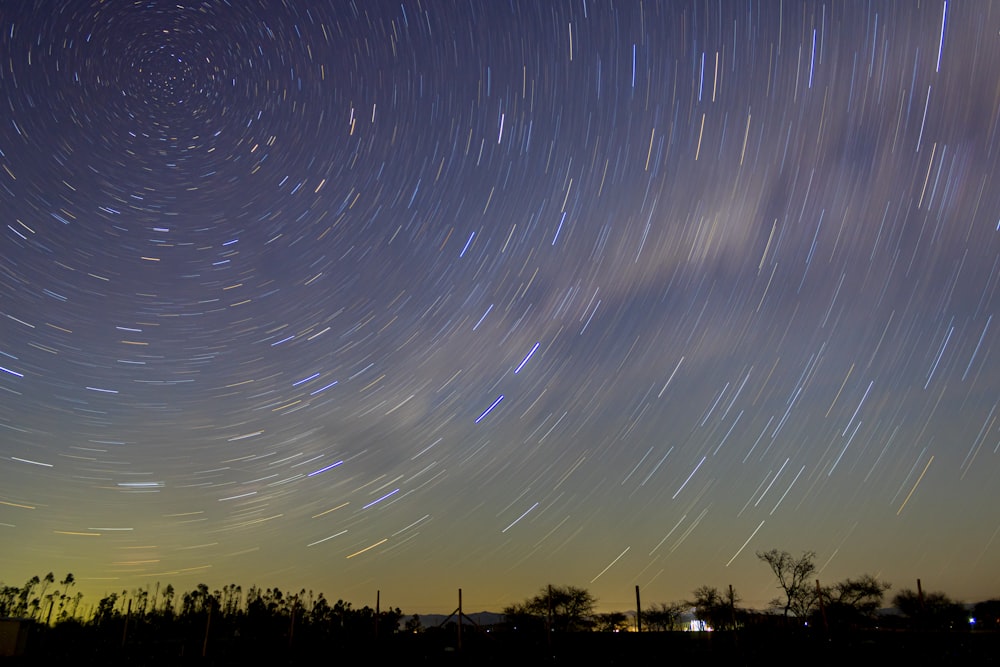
[1,1,998,613]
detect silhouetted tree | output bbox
[68,591,84,620]
[502,601,544,632]
[0,584,20,616]
[308,592,332,625]
[643,601,686,631]
[182,583,213,616]
[94,592,119,625]
[43,586,60,624]
[690,585,722,629]
[689,585,740,630]
[36,572,54,619]
[161,583,175,615]
[823,574,890,627]
[129,585,148,619]
[219,583,242,616]
[757,549,817,617]
[379,606,403,636]
[594,611,629,632]
[0,571,425,659]
[404,613,423,633]
[973,599,1000,630]
[58,573,75,621]
[893,588,966,630]
[504,585,597,632]
[18,575,40,617]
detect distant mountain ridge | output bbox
[405,611,504,629]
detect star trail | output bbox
[1,1,999,614]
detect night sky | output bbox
[2,0,999,615]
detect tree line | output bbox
[0,572,78,624]
[1,575,404,660]
[500,549,998,634]
[3,548,999,643]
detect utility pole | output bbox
[635,585,642,633]
[122,598,131,649]
[730,584,738,630]
[201,602,211,657]
[457,588,463,652]
[547,584,553,646]
[815,580,828,635]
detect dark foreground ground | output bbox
[5,626,999,666]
